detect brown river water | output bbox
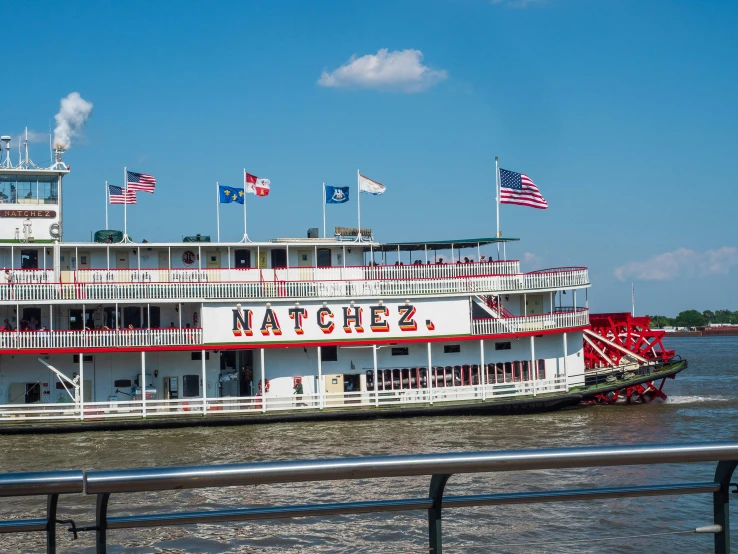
[1,336,736,553]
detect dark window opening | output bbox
[234,249,251,269]
[391,347,409,356]
[191,352,210,361]
[22,308,41,329]
[182,375,200,397]
[220,351,236,370]
[443,345,460,353]
[72,355,93,363]
[104,307,120,329]
[321,345,338,362]
[25,383,41,403]
[20,249,39,269]
[317,248,332,267]
[271,249,287,268]
[142,306,161,329]
[495,342,511,351]
[123,306,141,328]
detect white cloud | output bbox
[614,247,738,282]
[318,49,448,93]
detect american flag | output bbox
[108,184,136,204]
[499,169,548,209]
[126,171,156,193]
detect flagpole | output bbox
[495,156,501,260]
[322,182,326,238]
[123,167,127,242]
[242,169,248,242]
[631,283,635,317]
[216,182,220,243]
[105,180,109,230]
[357,170,361,242]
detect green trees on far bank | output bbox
[647,309,738,329]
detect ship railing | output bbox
[6,269,55,284]
[472,309,590,335]
[0,328,203,350]
[0,379,568,423]
[4,442,736,554]
[74,261,523,285]
[0,268,590,302]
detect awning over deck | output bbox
[365,237,519,253]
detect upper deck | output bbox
[0,238,589,303]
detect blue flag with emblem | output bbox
[219,185,244,204]
[325,186,349,204]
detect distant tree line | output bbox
[647,310,738,329]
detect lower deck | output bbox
[0,333,585,424]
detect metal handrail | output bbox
[0,470,84,553]
[85,442,738,492]
[3,443,738,554]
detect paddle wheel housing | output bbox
[584,313,674,369]
[583,313,676,405]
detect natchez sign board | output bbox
[202,298,471,345]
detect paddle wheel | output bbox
[582,313,676,405]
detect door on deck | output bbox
[206,251,219,267]
[324,374,344,406]
[69,309,84,330]
[78,251,91,270]
[158,251,169,281]
[116,251,129,270]
[271,249,287,269]
[317,248,332,268]
[239,350,254,397]
[522,294,544,316]
[297,249,313,279]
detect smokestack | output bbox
[53,92,93,150]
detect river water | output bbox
[1,336,737,553]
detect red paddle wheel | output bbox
[583,313,676,405]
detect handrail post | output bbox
[46,493,58,554]
[428,474,451,554]
[96,492,110,554]
[713,460,737,554]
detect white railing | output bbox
[472,309,590,335]
[0,378,569,422]
[7,269,55,284]
[0,268,589,302]
[75,261,522,284]
[0,328,203,350]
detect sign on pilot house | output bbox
[202,299,471,345]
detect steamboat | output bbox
[0,138,686,433]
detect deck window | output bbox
[234,249,251,269]
[321,346,338,362]
[182,375,200,397]
[495,342,511,351]
[317,248,332,267]
[20,249,39,269]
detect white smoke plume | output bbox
[53,92,93,149]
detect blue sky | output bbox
[4,0,737,316]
